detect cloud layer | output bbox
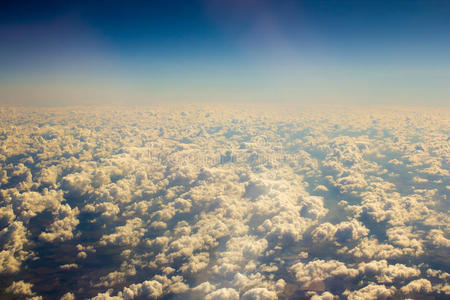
[0,105,448,299]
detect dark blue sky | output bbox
[1,0,449,105]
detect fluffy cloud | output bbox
[311,219,369,244]
[62,173,92,198]
[60,292,75,300]
[99,218,145,247]
[400,279,432,295]
[343,284,396,300]
[357,260,420,283]
[191,281,216,294]
[428,229,450,247]
[290,259,359,289]
[39,204,79,243]
[0,205,15,227]
[122,280,163,299]
[241,287,277,300]
[0,220,29,273]
[5,280,38,297]
[1,105,448,299]
[309,291,338,300]
[205,288,240,300]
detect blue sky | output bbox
[1,0,449,105]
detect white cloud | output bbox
[2,106,449,299]
[39,204,79,243]
[99,218,145,247]
[205,288,240,300]
[343,284,396,300]
[122,280,163,299]
[191,281,216,294]
[309,291,338,300]
[5,280,37,297]
[242,287,277,300]
[290,259,359,289]
[0,221,30,273]
[400,279,432,295]
[357,260,420,283]
[60,292,75,300]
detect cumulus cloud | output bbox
[241,287,277,300]
[62,173,92,198]
[122,280,163,299]
[5,280,38,297]
[1,105,448,299]
[343,284,396,300]
[39,204,79,243]
[309,291,338,300]
[99,218,145,247]
[0,205,15,227]
[290,259,359,290]
[428,229,450,247]
[60,292,75,300]
[191,281,216,294]
[400,279,432,295]
[0,220,30,273]
[357,260,420,283]
[205,288,240,300]
[311,219,369,245]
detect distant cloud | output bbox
[0,105,449,299]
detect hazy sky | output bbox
[1,0,449,106]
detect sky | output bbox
[0,0,449,106]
